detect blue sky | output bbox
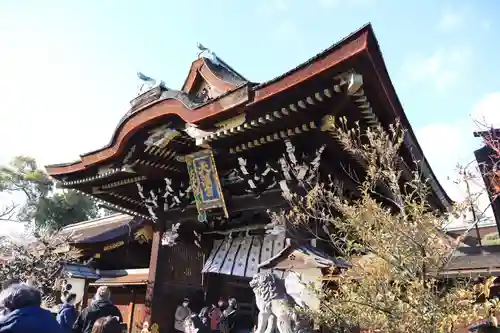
[0,0,499,225]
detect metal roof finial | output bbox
[197,43,210,58]
[196,43,220,66]
[136,72,166,96]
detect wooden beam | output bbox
[144,229,162,328]
[127,293,135,333]
[162,189,287,224]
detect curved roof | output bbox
[45,25,368,175]
[182,55,249,92]
[60,213,144,244]
[44,23,452,209]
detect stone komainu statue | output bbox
[250,272,311,333]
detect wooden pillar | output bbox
[81,280,90,310]
[127,288,136,333]
[144,229,163,331]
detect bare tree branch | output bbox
[0,202,18,221]
[0,227,80,308]
[271,118,498,333]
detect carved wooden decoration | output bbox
[193,81,212,102]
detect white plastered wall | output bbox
[284,268,322,311]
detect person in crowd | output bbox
[223,298,237,317]
[469,318,500,333]
[0,278,21,317]
[220,298,239,333]
[209,298,225,332]
[1,278,20,290]
[199,306,210,328]
[186,311,210,333]
[184,315,196,333]
[174,297,191,333]
[0,283,63,333]
[72,286,123,333]
[90,316,123,333]
[57,292,79,333]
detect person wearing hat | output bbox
[174,297,192,333]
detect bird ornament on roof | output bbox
[136,72,166,95]
[196,43,221,66]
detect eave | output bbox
[258,238,349,270]
[59,214,153,254]
[89,268,149,286]
[45,84,251,176]
[473,128,500,138]
[442,245,500,277]
[44,23,452,214]
[44,25,369,177]
[182,57,248,95]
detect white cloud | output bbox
[416,92,500,228]
[438,10,464,32]
[402,48,470,92]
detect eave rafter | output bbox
[100,175,148,190]
[106,191,144,207]
[195,72,360,147]
[74,189,151,220]
[130,127,197,174]
[81,175,192,220]
[346,72,450,210]
[134,176,193,221]
[134,159,183,173]
[60,125,196,188]
[61,168,129,186]
[192,71,359,158]
[228,120,319,154]
[145,145,181,159]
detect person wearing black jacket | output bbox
[72,286,123,333]
[186,313,211,333]
[219,298,239,333]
